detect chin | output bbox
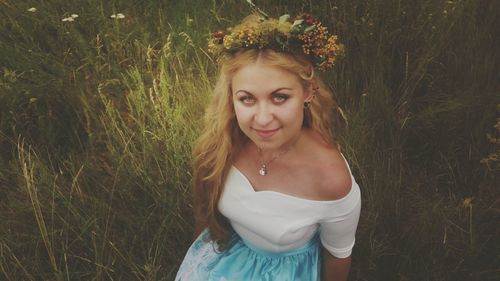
[254,140,284,150]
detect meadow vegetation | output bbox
[0,0,498,280]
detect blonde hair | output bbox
[192,18,345,248]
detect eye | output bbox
[239,95,256,104]
[272,94,289,103]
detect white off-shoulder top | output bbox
[218,161,361,258]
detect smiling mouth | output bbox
[254,128,279,138]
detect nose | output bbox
[254,103,273,126]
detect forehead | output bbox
[231,62,302,92]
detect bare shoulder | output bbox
[303,130,352,201]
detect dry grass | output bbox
[0,0,498,280]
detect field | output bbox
[0,0,498,280]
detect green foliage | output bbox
[0,0,498,280]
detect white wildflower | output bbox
[27,7,37,12]
[71,14,79,18]
[62,17,75,22]
[111,13,125,19]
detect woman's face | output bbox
[231,61,312,151]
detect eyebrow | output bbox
[233,87,293,96]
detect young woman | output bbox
[176,13,361,281]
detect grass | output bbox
[0,0,499,280]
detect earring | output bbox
[304,97,314,108]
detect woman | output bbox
[176,13,361,281]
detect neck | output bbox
[258,131,303,161]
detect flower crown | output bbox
[208,13,344,71]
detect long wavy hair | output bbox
[192,43,345,250]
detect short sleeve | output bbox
[319,183,361,258]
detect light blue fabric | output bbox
[175,229,321,281]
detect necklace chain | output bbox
[256,134,302,176]
[257,147,291,176]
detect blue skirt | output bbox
[175,229,321,281]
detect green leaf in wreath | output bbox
[291,19,304,28]
[304,25,316,33]
[279,14,290,23]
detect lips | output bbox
[254,128,280,138]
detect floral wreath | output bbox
[208,7,344,71]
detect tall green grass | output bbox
[0,0,498,280]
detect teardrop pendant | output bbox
[259,164,267,176]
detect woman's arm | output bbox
[321,248,352,281]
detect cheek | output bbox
[233,103,253,125]
[277,103,304,123]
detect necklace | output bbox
[257,143,297,176]
[256,133,302,176]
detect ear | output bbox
[304,81,314,102]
